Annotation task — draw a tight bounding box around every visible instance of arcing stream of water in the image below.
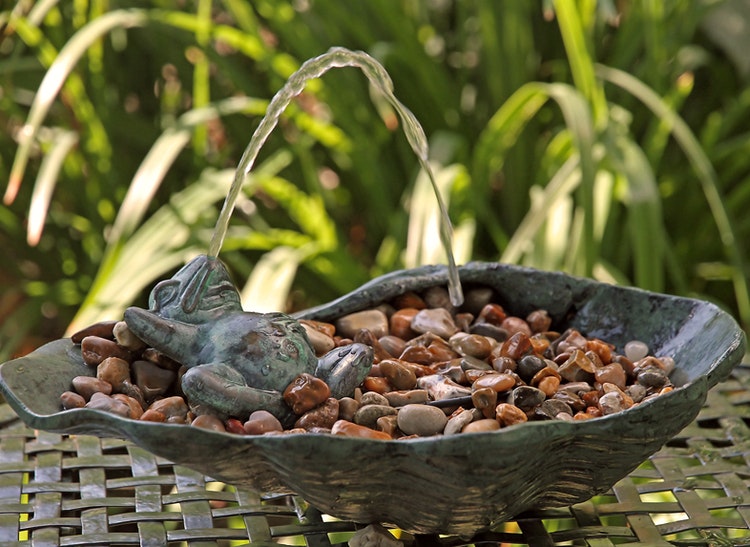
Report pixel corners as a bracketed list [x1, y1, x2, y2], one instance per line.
[207, 47, 464, 307]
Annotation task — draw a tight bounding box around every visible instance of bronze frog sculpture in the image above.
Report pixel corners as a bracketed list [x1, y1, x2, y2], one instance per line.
[123, 255, 373, 424]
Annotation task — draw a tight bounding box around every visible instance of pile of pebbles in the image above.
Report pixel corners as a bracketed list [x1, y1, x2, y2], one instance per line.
[61, 285, 675, 440]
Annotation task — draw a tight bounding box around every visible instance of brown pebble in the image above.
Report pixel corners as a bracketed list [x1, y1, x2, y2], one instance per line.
[96, 357, 131, 389]
[60, 391, 85, 410]
[378, 335, 407, 358]
[337, 397, 360, 422]
[594, 363, 627, 390]
[376, 414, 399, 436]
[472, 387, 498, 419]
[300, 322, 336, 356]
[295, 398, 339, 430]
[132, 360, 177, 402]
[354, 404, 398, 429]
[81, 336, 131, 366]
[411, 308, 458, 339]
[191, 414, 226, 432]
[331, 420, 392, 440]
[148, 396, 189, 422]
[112, 394, 144, 419]
[495, 403, 529, 427]
[379, 359, 417, 390]
[85, 392, 129, 417]
[72, 376, 112, 400]
[462, 418, 500, 433]
[362, 376, 391, 394]
[113, 321, 146, 351]
[244, 410, 283, 435]
[499, 332, 531, 360]
[472, 373, 515, 393]
[140, 409, 167, 422]
[383, 389, 429, 407]
[526, 310, 551, 333]
[477, 303, 507, 325]
[283, 373, 331, 415]
[71, 320, 118, 343]
[354, 329, 392, 363]
[537, 375, 561, 397]
[225, 418, 246, 435]
[500, 317, 532, 337]
[298, 319, 336, 337]
[336, 310, 389, 339]
[450, 333, 492, 359]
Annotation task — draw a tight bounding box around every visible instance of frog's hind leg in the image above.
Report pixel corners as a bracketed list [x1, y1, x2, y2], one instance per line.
[181, 363, 293, 425]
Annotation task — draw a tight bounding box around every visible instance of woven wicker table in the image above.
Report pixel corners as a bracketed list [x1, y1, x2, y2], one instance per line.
[1, 365, 749, 547]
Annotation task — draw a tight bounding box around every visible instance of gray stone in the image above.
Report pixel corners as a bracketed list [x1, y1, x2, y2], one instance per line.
[397, 404, 448, 436]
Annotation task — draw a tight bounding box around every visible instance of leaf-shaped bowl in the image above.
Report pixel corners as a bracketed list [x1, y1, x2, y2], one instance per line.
[0, 263, 745, 535]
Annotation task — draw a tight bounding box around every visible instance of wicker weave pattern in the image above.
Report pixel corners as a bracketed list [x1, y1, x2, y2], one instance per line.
[1, 367, 749, 546]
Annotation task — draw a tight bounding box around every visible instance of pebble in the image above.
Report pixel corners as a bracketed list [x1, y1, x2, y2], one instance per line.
[558, 350, 596, 383]
[113, 321, 146, 351]
[477, 303, 507, 325]
[295, 398, 339, 430]
[71, 320, 118, 343]
[598, 391, 631, 415]
[331, 420, 392, 440]
[422, 286, 453, 311]
[462, 418, 500, 433]
[472, 373, 515, 393]
[594, 363, 627, 390]
[379, 359, 417, 390]
[462, 287, 494, 316]
[495, 403, 529, 427]
[148, 396, 189, 423]
[625, 340, 649, 361]
[283, 373, 331, 415]
[349, 524, 404, 547]
[410, 308, 458, 339]
[444, 408, 480, 435]
[354, 404, 398, 428]
[191, 414, 226, 432]
[132, 359, 176, 402]
[383, 389, 429, 407]
[499, 332, 531, 360]
[450, 333, 492, 359]
[526, 310, 552, 333]
[336, 310, 389, 339]
[85, 392, 130, 417]
[378, 335, 407, 358]
[500, 317, 532, 337]
[471, 387, 498, 418]
[72, 376, 112, 400]
[389, 309, 419, 340]
[508, 386, 546, 412]
[112, 394, 144, 419]
[516, 355, 547, 382]
[244, 410, 283, 434]
[535, 399, 573, 420]
[360, 391, 389, 406]
[469, 322, 509, 342]
[60, 391, 85, 409]
[300, 322, 335, 356]
[81, 336, 131, 366]
[416, 375, 471, 401]
[397, 404, 448, 436]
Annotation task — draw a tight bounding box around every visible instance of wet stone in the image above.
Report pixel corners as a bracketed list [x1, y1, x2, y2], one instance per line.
[458, 355, 493, 371]
[377, 414, 399, 436]
[113, 321, 146, 351]
[410, 308, 458, 340]
[331, 420, 392, 440]
[96, 357, 131, 391]
[535, 399, 573, 420]
[360, 391, 389, 406]
[86, 392, 130, 418]
[301, 322, 335, 356]
[336, 309, 389, 339]
[295, 398, 339, 430]
[626, 383, 647, 403]
[378, 335, 406, 358]
[389, 309, 419, 340]
[379, 359, 417, 390]
[112, 394, 144, 419]
[469, 322, 509, 342]
[191, 414, 226, 432]
[149, 396, 189, 423]
[354, 404, 398, 429]
[422, 286, 453, 311]
[472, 387, 498, 418]
[472, 373, 515, 393]
[636, 367, 669, 389]
[397, 404, 448, 436]
[462, 418, 500, 433]
[283, 373, 331, 415]
[477, 303, 507, 325]
[132, 360, 176, 402]
[450, 333, 492, 359]
[81, 336, 131, 366]
[625, 340, 649, 361]
[244, 410, 283, 435]
[383, 389, 429, 407]
[594, 363, 627, 391]
[517, 354, 547, 382]
[72, 376, 112, 400]
[461, 287, 495, 316]
[500, 317, 532, 337]
[416, 374, 471, 401]
[337, 397, 360, 422]
[508, 386, 546, 412]
[495, 403, 529, 427]
[500, 332, 531, 360]
[526, 310, 552, 333]
[558, 350, 596, 383]
[444, 408, 479, 435]
[71, 320, 118, 343]
[598, 391, 631, 415]
[60, 391, 85, 410]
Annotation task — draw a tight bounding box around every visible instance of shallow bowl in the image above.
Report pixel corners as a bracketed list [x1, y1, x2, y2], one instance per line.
[0, 263, 745, 535]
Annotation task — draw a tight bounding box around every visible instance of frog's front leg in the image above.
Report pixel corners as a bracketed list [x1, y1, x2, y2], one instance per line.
[315, 343, 373, 399]
[181, 363, 293, 425]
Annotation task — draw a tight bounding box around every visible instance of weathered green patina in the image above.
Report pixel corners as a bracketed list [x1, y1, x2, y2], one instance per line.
[122, 254, 372, 423]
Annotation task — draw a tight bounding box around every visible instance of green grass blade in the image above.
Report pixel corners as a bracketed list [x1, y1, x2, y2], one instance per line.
[27, 129, 79, 245]
[239, 246, 306, 312]
[597, 63, 750, 328]
[5, 9, 148, 204]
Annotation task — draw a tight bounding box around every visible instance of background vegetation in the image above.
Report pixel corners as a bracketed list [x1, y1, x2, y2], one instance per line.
[1, 0, 749, 361]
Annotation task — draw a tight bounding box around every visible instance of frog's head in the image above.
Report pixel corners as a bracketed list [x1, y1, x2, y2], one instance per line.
[147, 254, 242, 323]
[124, 255, 243, 364]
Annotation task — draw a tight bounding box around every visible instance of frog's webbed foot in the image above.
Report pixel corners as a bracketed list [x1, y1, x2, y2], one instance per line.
[182, 363, 293, 425]
[315, 343, 373, 399]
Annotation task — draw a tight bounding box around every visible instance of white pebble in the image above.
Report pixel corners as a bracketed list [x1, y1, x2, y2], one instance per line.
[624, 340, 649, 361]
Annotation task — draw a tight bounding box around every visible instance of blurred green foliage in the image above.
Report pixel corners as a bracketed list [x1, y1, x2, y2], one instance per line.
[1, 0, 749, 360]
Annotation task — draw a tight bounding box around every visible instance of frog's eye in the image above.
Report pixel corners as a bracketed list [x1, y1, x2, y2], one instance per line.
[150, 280, 180, 311]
